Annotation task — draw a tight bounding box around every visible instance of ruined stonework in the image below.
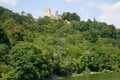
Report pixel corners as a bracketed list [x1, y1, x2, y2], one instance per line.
[43, 8, 51, 17]
[54, 11, 61, 20]
[43, 8, 61, 20]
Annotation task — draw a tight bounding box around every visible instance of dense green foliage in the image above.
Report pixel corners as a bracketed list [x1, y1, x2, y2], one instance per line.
[0, 6, 120, 79]
[2, 42, 53, 80]
[62, 12, 80, 21]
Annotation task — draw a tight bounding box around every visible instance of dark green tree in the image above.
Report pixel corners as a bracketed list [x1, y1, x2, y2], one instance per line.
[0, 27, 10, 45]
[62, 12, 80, 21]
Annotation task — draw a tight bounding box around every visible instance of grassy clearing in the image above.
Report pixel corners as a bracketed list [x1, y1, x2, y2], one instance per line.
[61, 72, 120, 80]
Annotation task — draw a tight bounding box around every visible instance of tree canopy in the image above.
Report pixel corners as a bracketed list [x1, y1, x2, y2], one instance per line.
[62, 12, 80, 21]
[0, 6, 120, 79]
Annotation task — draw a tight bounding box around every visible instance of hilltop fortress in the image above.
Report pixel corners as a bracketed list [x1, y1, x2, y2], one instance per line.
[43, 8, 61, 20]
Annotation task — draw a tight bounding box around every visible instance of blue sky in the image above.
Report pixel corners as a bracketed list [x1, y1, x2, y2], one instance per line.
[0, 0, 120, 28]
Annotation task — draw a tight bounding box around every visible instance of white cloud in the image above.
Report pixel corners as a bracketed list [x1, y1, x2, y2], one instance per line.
[0, 0, 17, 6]
[86, 0, 95, 7]
[98, 1, 120, 28]
[86, 1, 120, 28]
[65, 0, 81, 2]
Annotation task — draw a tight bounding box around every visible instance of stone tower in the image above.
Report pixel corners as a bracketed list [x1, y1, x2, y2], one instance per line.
[43, 8, 51, 17]
[54, 11, 59, 20]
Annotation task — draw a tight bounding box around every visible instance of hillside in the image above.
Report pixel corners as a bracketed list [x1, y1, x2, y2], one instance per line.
[0, 6, 120, 80]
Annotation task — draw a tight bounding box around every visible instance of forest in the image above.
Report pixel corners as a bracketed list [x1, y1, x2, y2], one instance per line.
[0, 6, 120, 80]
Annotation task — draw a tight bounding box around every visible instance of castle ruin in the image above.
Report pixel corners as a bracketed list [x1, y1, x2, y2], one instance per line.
[43, 8, 51, 17]
[43, 8, 61, 20]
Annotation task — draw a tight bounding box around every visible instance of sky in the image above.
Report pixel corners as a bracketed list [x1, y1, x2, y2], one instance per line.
[0, 0, 120, 28]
